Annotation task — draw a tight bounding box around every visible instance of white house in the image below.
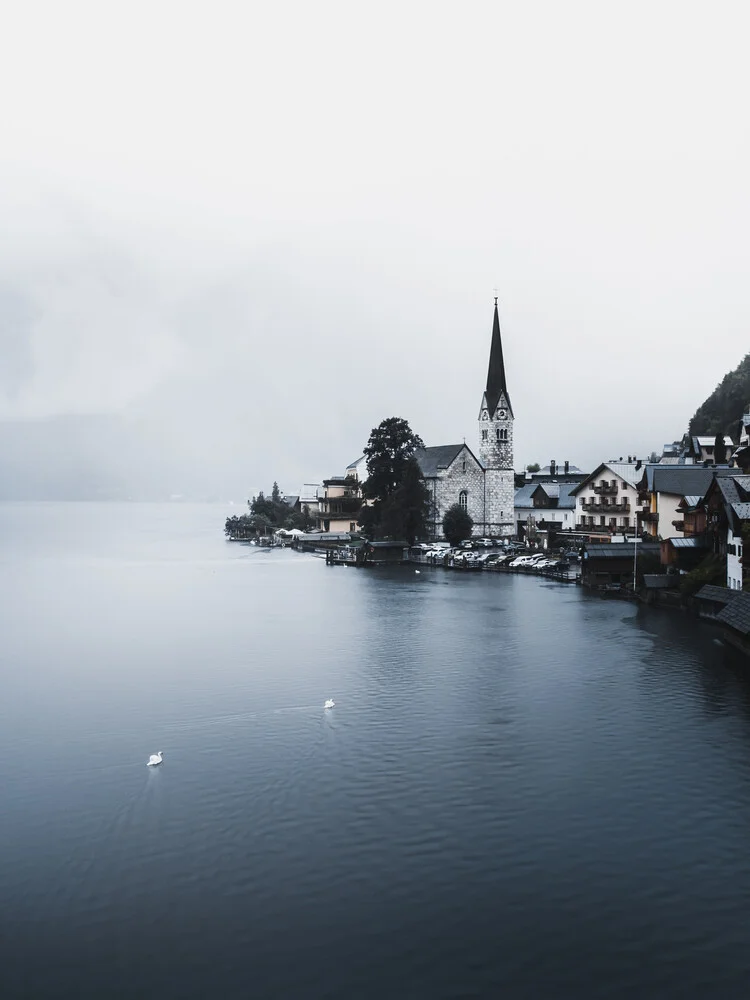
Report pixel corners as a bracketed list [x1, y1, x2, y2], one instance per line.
[570, 462, 644, 538]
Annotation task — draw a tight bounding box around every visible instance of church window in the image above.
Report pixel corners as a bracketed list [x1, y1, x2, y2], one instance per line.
[459, 491, 468, 510]
[462, 459, 466, 472]
[496, 428, 508, 442]
[482, 430, 488, 441]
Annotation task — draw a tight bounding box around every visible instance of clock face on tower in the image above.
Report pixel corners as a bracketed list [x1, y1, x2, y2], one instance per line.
[498, 409, 506, 419]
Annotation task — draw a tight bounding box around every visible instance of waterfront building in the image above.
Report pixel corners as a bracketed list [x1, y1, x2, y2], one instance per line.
[316, 475, 363, 533]
[636, 465, 720, 541]
[570, 462, 644, 539]
[416, 300, 515, 539]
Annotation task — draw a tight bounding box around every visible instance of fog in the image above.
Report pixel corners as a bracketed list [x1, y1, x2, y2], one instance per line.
[1, 2, 748, 499]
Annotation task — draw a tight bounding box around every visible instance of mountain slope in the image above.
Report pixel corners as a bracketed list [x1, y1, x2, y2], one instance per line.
[688, 353, 750, 440]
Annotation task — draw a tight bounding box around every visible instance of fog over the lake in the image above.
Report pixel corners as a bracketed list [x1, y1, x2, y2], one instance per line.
[1, 2, 748, 500]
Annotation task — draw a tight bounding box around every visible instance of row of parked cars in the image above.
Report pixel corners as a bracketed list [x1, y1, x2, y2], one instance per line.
[413, 541, 577, 573]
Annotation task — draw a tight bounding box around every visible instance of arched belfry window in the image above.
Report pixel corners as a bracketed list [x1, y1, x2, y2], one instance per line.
[459, 490, 468, 510]
[497, 428, 508, 442]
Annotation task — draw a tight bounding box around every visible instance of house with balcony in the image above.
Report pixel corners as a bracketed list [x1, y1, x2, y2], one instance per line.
[316, 475, 363, 533]
[636, 466, 719, 541]
[570, 462, 644, 539]
[702, 474, 750, 591]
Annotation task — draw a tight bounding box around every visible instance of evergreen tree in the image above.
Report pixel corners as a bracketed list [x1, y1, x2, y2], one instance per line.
[713, 433, 726, 464]
[380, 456, 431, 545]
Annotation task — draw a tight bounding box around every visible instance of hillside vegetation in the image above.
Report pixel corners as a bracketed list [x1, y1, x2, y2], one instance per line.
[688, 353, 750, 440]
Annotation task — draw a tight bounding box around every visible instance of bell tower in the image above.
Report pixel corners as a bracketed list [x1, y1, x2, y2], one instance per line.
[478, 298, 514, 470]
[478, 298, 515, 534]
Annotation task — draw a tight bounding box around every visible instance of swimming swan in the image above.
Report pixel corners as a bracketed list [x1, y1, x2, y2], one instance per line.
[146, 752, 164, 766]
[324, 699, 335, 709]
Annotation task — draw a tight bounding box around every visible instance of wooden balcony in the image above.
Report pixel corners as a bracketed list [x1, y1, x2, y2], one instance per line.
[593, 483, 619, 495]
[582, 502, 632, 514]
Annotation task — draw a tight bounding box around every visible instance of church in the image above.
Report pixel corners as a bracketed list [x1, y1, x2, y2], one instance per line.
[416, 300, 515, 539]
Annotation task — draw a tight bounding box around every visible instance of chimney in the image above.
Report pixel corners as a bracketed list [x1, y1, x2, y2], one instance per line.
[564, 460, 569, 475]
[636, 459, 642, 471]
[550, 459, 556, 476]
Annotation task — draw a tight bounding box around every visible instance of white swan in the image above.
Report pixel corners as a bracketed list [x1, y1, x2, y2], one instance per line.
[324, 699, 335, 709]
[415, 569, 421, 574]
[146, 751, 163, 766]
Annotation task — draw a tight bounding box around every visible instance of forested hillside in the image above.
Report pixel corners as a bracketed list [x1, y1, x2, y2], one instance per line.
[688, 353, 750, 439]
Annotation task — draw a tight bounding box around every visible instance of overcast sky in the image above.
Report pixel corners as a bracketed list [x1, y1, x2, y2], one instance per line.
[1, 1, 748, 499]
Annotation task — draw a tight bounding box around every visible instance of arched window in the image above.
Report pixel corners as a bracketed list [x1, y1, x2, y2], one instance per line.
[459, 490, 468, 510]
[497, 428, 508, 441]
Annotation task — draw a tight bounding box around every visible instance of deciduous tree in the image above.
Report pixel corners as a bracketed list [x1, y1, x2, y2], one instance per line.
[443, 504, 474, 547]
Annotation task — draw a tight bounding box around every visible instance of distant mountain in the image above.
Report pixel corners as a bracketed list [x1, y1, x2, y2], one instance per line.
[688, 353, 750, 441]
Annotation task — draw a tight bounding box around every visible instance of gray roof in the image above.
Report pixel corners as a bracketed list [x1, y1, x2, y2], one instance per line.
[643, 574, 678, 589]
[682, 495, 702, 508]
[514, 483, 537, 506]
[716, 593, 750, 636]
[695, 584, 732, 604]
[532, 463, 584, 476]
[514, 481, 578, 511]
[346, 455, 365, 470]
[416, 444, 471, 478]
[642, 465, 716, 497]
[584, 543, 660, 559]
[281, 495, 300, 507]
[732, 503, 750, 520]
[667, 536, 707, 549]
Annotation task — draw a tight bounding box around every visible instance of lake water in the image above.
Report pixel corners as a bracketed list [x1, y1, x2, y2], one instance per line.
[2, 503, 750, 999]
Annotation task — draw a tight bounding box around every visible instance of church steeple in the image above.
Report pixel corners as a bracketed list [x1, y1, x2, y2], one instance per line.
[485, 297, 513, 418]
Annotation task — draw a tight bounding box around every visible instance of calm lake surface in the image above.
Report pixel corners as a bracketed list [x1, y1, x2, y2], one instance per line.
[2, 503, 750, 999]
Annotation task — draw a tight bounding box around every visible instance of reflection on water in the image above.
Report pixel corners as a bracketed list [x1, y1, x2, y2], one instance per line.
[1, 503, 750, 999]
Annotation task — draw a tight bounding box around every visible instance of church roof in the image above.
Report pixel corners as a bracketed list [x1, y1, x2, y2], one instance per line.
[416, 444, 468, 478]
[485, 301, 513, 417]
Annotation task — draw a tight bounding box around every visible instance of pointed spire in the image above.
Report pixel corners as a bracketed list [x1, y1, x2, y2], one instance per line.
[485, 299, 512, 417]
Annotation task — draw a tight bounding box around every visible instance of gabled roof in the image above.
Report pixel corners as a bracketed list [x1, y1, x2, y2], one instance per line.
[513, 483, 538, 506]
[484, 301, 513, 417]
[346, 455, 366, 470]
[642, 466, 717, 498]
[533, 482, 578, 509]
[695, 584, 732, 604]
[716, 593, 750, 636]
[693, 435, 734, 446]
[570, 462, 643, 495]
[416, 444, 481, 478]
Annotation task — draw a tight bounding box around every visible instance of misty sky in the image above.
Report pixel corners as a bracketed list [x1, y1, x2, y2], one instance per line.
[1, 2, 748, 500]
